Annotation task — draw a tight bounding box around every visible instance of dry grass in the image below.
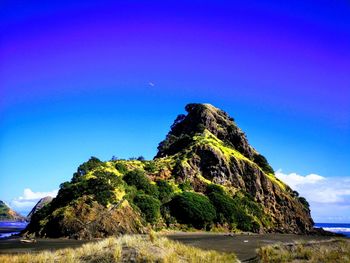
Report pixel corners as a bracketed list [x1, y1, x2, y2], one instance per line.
[258, 238, 350, 263]
[0, 234, 238, 263]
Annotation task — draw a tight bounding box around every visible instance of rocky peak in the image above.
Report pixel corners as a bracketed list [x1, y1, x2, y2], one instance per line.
[156, 103, 255, 160]
[27, 196, 53, 221]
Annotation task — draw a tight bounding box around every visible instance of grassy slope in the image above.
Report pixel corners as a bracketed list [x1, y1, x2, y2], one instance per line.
[0, 235, 238, 263]
[258, 239, 350, 263]
[101, 130, 287, 198]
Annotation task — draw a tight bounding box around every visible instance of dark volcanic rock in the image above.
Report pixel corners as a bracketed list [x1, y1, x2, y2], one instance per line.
[156, 103, 255, 160]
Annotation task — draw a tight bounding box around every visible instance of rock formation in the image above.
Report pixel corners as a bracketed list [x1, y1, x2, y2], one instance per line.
[24, 103, 314, 238]
[156, 103, 313, 233]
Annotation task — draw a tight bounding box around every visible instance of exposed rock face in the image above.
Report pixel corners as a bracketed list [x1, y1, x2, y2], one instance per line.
[0, 200, 25, 221]
[157, 103, 254, 160]
[156, 103, 314, 234]
[27, 196, 53, 221]
[24, 196, 145, 239]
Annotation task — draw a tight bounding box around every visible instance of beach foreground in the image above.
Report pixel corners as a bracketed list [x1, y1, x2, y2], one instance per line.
[0, 234, 237, 263]
[258, 239, 350, 263]
[0, 232, 345, 262]
[166, 232, 336, 261]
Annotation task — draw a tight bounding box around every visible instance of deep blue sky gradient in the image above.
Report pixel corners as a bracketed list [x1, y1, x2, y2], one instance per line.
[1, 1, 349, 220]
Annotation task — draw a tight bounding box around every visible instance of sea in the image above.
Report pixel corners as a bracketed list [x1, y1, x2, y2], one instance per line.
[315, 223, 350, 238]
[0, 221, 28, 239]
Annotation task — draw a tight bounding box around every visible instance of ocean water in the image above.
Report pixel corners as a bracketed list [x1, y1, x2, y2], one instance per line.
[0, 221, 28, 239]
[315, 223, 350, 238]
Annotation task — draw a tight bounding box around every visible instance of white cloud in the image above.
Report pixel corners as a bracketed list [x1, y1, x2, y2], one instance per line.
[17, 188, 58, 201]
[275, 170, 350, 223]
[10, 188, 58, 215]
[275, 170, 325, 189]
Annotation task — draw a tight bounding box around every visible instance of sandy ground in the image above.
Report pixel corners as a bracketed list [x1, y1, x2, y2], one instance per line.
[0, 233, 336, 262]
[0, 237, 90, 254]
[166, 232, 335, 262]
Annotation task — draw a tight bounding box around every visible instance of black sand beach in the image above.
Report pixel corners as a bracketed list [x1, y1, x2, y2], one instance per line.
[0, 237, 90, 254]
[166, 233, 334, 261]
[0, 233, 335, 262]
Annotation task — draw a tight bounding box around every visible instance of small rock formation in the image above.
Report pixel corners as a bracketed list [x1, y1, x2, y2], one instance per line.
[0, 200, 25, 221]
[27, 196, 53, 221]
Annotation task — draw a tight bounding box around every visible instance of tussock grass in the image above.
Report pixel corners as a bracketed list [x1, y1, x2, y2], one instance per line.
[258, 239, 350, 263]
[0, 234, 238, 263]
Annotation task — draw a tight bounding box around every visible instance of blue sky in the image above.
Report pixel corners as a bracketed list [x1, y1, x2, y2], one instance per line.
[0, 0, 349, 222]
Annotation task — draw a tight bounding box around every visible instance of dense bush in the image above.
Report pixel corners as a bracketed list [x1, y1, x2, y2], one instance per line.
[206, 188, 265, 232]
[298, 196, 310, 210]
[207, 192, 236, 224]
[53, 181, 85, 209]
[72, 157, 102, 183]
[54, 170, 123, 208]
[230, 192, 265, 231]
[157, 134, 193, 157]
[86, 179, 115, 206]
[178, 180, 192, 191]
[234, 212, 260, 232]
[123, 169, 159, 198]
[233, 192, 264, 219]
[156, 180, 175, 203]
[205, 184, 225, 195]
[253, 153, 274, 174]
[134, 194, 161, 223]
[168, 192, 216, 229]
[115, 162, 128, 174]
[144, 161, 157, 173]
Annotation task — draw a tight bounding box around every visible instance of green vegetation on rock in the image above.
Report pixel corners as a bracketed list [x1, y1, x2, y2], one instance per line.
[24, 103, 314, 239]
[168, 192, 216, 229]
[134, 194, 161, 224]
[123, 169, 159, 198]
[156, 180, 176, 204]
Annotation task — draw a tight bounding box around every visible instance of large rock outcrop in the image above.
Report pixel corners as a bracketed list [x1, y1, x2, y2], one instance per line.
[24, 103, 314, 238]
[156, 103, 313, 233]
